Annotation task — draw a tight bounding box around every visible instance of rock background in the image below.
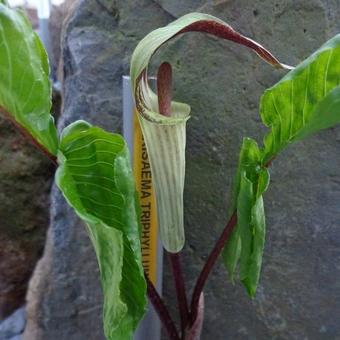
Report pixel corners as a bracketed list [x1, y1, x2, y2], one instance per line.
[0, 105, 54, 321]
[20, 0, 340, 339]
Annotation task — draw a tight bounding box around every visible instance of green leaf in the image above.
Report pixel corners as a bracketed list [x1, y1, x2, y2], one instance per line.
[224, 35, 340, 297]
[261, 34, 340, 164]
[130, 12, 290, 252]
[56, 121, 146, 340]
[223, 138, 269, 296]
[222, 222, 241, 283]
[0, 4, 57, 155]
[238, 168, 268, 296]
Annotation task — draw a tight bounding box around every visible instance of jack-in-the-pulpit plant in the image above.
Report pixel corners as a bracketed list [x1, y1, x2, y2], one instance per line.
[130, 13, 291, 254]
[0, 2, 339, 339]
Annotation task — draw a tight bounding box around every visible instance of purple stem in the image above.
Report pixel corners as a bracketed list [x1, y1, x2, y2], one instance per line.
[189, 212, 238, 324]
[185, 293, 204, 340]
[145, 274, 180, 340]
[168, 252, 190, 337]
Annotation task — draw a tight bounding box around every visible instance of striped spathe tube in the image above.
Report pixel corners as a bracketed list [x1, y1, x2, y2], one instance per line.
[138, 102, 189, 252]
[130, 12, 291, 253]
[134, 73, 190, 252]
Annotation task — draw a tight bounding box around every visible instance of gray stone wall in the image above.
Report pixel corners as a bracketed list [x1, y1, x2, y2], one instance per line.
[24, 0, 340, 339]
[0, 92, 54, 322]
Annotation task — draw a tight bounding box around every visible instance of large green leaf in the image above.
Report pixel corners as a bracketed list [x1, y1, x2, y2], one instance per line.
[0, 3, 57, 155]
[261, 34, 340, 164]
[56, 121, 146, 340]
[130, 12, 290, 253]
[224, 35, 340, 296]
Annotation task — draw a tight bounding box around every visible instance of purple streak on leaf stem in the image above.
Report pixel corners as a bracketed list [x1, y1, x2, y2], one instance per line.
[185, 293, 204, 340]
[190, 212, 238, 325]
[0, 106, 58, 166]
[145, 273, 180, 340]
[168, 252, 190, 337]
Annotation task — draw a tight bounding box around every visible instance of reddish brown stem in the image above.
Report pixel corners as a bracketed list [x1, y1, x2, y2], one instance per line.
[0, 106, 58, 166]
[189, 212, 238, 325]
[168, 252, 189, 337]
[185, 293, 204, 340]
[145, 274, 180, 340]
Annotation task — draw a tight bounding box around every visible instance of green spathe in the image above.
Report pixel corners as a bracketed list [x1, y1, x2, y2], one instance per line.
[139, 112, 188, 252]
[56, 121, 146, 340]
[130, 12, 288, 253]
[0, 3, 58, 155]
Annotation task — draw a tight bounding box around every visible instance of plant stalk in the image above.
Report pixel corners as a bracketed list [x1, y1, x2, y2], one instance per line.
[189, 211, 237, 325]
[168, 252, 189, 337]
[184, 293, 204, 340]
[145, 274, 180, 340]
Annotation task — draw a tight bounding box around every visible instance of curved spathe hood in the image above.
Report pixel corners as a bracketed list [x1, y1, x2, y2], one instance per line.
[130, 12, 291, 253]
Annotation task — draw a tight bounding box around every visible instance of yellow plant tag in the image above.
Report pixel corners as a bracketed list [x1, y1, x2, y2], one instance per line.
[133, 111, 158, 284]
